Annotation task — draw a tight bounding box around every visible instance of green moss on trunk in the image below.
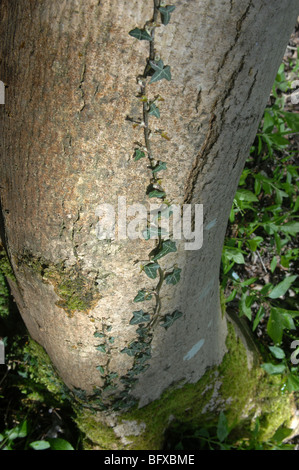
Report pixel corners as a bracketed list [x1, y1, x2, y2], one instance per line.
[74, 322, 295, 450]
[15, 250, 101, 316]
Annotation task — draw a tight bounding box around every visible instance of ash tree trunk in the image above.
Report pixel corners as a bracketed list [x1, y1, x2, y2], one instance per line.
[0, 0, 298, 449]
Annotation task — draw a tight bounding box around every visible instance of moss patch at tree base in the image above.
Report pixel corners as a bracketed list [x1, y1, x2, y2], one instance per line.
[74, 322, 296, 450]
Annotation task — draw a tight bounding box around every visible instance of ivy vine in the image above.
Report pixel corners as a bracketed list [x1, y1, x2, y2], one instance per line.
[93, 1, 183, 411]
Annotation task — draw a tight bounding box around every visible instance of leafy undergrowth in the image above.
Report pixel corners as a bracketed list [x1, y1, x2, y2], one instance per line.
[222, 39, 299, 391]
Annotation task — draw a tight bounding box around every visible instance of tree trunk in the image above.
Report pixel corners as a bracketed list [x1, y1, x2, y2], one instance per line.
[0, 0, 298, 449]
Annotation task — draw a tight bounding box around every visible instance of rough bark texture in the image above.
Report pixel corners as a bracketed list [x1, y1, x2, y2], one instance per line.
[0, 0, 298, 412]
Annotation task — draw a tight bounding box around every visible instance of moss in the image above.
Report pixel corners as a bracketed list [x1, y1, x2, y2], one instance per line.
[23, 338, 69, 401]
[0, 244, 16, 282]
[15, 250, 101, 316]
[74, 408, 124, 450]
[74, 322, 296, 450]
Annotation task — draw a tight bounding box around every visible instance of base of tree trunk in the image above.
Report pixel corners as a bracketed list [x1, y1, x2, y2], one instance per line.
[25, 306, 299, 450]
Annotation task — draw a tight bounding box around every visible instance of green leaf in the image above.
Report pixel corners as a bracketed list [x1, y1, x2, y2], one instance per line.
[272, 426, 293, 443]
[159, 5, 176, 25]
[96, 344, 106, 353]
[253, 305, 265, 331]
[235, 189, 258, 202]
[148, 189, 166, 198]
[267, 308, 284, 344]
[121, 347, 136, 357]
[286, 373, 299, 392]
[217, 412, 229, 443]
[268, 275, 297, 299]
[280, 222, 299, 236]
[133, 290, 152, 302]
[142, 225, 168, 240]
[270, 256, 278, 273]
[143, 262, 160, 279]
[134, 148, 146, 161]
[96, 365, 105, 374]
[261, 362, 286, 375]
[48, 438, 74, 450]
[148, 103, 160, 118]
[94, 331, 105, 338]
[6, 421, 28, 441]
[130, 310, 151, 325]
[29, 440, 51, 450]
[152, 161, 167, 173]
[269, 345, 285, 360]
[149, 60, 171, 84]
[165, 268, 182, 285]
[280, 111, 299, 132]
[160, 310, 183, 329]
[129, 28, 152, 41]
[152, 240, 177, 261]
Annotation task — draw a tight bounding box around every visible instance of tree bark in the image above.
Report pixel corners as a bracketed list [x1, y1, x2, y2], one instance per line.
[0, 0, 298, 442]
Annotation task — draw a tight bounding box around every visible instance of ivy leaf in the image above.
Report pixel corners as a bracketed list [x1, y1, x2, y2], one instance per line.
[96, 365, 105, 374]
[96, 344, 106, 353]
[152, 161, 167, 173]
[94, 331, 105, 338]
[152, 240, 177, 261]
[130, 310, 151, 325]
[134, 290, 153, 302]
[148, 189, 166, 198]
[149, 60, 171, 84]
[142, 225, 168, 240]
[121, 347, 136, 357]
[148, 103, 160, 118]
[160, 310, 183, 329]
[143, 262, 160, 279]
[134, 148, 146, 161]
[129, 28, 152, 41]
[159, 5, 176, 25]
[165, 267, 182, 285]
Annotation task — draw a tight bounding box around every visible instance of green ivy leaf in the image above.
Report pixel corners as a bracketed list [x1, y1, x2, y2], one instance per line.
[149, 60, 171, 84]
[152, 239, 177, 261]
[160, 310, 183, 329]
[142, 225, 168, 240]
[96, 365, 105, 374]
[121, 347, 136, 357]
[134, 290, 153, 302]
[152, 161, 167, 173]
[148, 103, 160, 118]
[129, 28, 152, 41]
[165, 267, 182, 285]
[143, 262, 160, 279]
[134, 148, 146, 161]
[159, 5, 176, 25]
[130, 310, 151, 325]
[148, 189, 166, 198]
[94, 331, 105, 338]
[96, 344, 106, 353]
